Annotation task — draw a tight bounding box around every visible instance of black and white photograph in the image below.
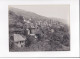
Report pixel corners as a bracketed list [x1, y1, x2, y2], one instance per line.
[9, 5, 70, 51]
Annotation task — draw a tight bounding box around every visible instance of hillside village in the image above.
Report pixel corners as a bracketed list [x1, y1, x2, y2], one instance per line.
[9, 8, 70, 51]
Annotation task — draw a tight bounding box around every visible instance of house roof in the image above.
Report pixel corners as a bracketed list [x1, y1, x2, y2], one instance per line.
[14, 34, 26, 42]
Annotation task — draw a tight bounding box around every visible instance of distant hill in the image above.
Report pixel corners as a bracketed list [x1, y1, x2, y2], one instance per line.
[9, 7, 50, 21]
[9, 7, 69, 26]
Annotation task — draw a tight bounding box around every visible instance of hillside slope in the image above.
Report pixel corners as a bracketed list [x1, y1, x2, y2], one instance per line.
[9, 7, 70, 51]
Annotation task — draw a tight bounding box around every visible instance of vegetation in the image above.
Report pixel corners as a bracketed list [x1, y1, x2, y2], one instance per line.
[9, 7, 70, 51]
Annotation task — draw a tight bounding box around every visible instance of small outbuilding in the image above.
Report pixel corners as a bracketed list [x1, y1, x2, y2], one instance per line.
[13, 34, 26, 47]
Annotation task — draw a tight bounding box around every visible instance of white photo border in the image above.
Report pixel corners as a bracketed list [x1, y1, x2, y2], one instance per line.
[0, 0, 79, 58]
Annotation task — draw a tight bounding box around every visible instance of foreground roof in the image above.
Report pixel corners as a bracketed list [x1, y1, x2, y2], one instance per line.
[14, 34, 25, 42]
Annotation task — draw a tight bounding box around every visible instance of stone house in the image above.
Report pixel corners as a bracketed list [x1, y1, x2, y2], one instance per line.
[13, 34, 26, 47]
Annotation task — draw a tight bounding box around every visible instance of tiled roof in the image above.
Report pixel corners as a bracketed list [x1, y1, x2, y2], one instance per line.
[14, 34, 25, 42]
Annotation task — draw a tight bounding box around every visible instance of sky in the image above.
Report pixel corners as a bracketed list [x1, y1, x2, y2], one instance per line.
[9, 5, 70, 25]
